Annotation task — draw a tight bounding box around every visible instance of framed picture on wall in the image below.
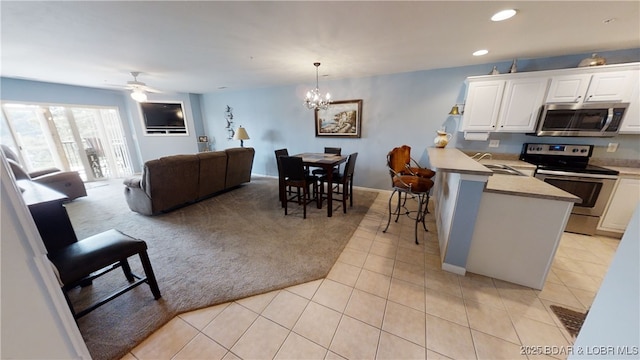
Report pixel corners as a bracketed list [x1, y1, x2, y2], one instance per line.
[314, 99, 363, 138]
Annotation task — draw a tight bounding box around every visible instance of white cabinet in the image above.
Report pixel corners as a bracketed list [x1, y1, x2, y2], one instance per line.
[619, 77, 640, 133]
[460, 63, 639, 135]
[461, 77, 548, 133]
[545, 74, 591, 103]
[461, 80, 504, 131]
[497, 78, 549, 132]
[598, 176, 640, 233]
[546, 71, 634, 104]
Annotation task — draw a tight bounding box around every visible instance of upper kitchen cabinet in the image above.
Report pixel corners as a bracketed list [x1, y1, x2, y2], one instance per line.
[461, 77, 548, 133]
[460, 80, 505, 131]
[545, 74, 590, 103]
[619, 76, 640, 134]
[460, 62, 639, 135]
[546, 70, 635, 104]
[497, 78, 549, 132]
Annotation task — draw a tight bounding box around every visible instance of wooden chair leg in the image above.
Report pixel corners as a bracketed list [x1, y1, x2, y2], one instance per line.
[342, 185, 349, 214]
[120, 258, 135, 282]
[349, 180, 354, 207]
[138, 250, 161, 299]
[302, 186, 307, 219]
[284, 192, 289, 215]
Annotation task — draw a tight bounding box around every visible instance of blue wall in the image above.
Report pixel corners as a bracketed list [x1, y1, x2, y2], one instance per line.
[0, 78, 203, 172]
[2, 48, 639, 188]
[201, 48, 640, 190]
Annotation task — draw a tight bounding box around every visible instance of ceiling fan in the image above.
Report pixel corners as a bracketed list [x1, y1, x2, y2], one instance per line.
[125, 71, 160, 102]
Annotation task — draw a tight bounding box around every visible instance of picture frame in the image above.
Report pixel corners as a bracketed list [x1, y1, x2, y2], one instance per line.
[198, 135, 209, 143]
[315, 99, 363, 138]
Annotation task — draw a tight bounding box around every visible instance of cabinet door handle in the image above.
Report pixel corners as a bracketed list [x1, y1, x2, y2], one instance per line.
[576, 95, 582, 101]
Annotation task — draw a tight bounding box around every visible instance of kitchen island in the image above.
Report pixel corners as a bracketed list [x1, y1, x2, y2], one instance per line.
[427, 147, 580, 289]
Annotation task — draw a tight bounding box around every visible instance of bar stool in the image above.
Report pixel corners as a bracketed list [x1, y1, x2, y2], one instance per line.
[383, 147, 435, 244]
[383, 174, 433, 244]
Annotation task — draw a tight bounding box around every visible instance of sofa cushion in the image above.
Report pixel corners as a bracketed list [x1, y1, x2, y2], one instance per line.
[225, 147, 255, 188]
[197, 151, 227, 199]
[145, 154, 200, 212]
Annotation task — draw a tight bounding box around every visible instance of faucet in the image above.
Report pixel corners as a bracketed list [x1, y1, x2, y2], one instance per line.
[471, 152, 493, 161]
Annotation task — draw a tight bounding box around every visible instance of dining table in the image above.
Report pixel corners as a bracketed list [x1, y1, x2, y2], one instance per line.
[293, 153, 348, 217]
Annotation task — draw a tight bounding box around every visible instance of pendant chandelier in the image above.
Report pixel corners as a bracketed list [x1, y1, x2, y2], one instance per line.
[304, 62, 331, 110]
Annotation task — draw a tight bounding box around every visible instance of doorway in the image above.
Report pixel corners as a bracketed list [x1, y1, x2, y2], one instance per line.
[1, 103, 133, 181]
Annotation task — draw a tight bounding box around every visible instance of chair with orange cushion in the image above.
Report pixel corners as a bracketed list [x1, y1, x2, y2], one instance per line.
[387, 145, 435, 179]
[383, 147, 435, 244]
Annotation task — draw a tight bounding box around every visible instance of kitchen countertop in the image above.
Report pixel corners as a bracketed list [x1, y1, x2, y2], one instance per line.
[428, 147, 579, 202]
[484, 174, 581, 203]
[427, 148, 492, 176]
[603, 166, 640, 177]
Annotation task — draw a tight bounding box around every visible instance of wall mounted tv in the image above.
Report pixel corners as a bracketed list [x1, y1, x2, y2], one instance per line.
[140, 101, 188, 135]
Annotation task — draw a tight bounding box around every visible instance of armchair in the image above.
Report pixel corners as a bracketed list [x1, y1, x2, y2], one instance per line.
[2, 145, 87, 200]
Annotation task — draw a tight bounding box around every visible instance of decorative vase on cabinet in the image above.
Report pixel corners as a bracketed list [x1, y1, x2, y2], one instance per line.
[434, 130, 452, 148]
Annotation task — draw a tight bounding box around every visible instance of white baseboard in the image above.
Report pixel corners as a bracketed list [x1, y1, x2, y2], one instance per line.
[442, 262, 466, 276]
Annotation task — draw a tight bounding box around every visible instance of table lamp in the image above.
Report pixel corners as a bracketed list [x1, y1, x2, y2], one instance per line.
[233, 126, 250, 147]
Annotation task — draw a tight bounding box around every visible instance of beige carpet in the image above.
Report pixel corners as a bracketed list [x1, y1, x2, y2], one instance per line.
[64, 176, 377, 360]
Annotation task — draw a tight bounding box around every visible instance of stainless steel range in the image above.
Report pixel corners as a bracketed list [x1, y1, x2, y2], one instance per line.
[520, 143, 619, 235]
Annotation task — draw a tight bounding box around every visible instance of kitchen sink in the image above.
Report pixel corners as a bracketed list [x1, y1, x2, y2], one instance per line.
[483, 164, 526, 176]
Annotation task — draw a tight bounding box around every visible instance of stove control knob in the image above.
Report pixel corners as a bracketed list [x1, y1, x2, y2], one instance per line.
[572, 149, 578, 153]
[581, 149, 587, 153]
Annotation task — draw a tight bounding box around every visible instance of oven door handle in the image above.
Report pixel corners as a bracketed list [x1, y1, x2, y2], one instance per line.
[536, 169, 618, 180]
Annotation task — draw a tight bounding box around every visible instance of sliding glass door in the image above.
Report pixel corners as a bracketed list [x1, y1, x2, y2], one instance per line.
[2, 103, 133, 181]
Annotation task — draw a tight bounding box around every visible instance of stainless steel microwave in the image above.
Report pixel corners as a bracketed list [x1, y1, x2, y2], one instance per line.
[534, 102, 629, 137]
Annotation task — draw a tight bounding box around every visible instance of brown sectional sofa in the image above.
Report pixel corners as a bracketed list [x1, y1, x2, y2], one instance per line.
[123, 147, 254, 215]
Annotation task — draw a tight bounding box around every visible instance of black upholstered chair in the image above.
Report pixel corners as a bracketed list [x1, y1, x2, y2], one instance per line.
[48, 229, 161, 319]
[279, 156, 319, 219]
[275, 148, 290, 206]
[320, 152, 358, 214]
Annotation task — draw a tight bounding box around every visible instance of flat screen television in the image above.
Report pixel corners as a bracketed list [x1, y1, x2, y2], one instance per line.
[140, 102, 187, 134]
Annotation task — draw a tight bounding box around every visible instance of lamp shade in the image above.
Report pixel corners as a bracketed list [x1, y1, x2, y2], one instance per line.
[233, 126, 250, 140]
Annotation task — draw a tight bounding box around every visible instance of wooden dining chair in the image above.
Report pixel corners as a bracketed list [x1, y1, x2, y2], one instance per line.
[279, 156, 319, 219]
[319, 152, 358, 214]
[312, 147, 342, 176]
[274, 148, 290, 206]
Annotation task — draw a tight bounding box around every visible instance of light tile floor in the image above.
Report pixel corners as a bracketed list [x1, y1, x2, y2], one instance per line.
[122, 190, 620, 360]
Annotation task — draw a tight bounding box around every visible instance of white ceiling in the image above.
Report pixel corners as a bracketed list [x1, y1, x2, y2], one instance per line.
[1, 1, 639, 95]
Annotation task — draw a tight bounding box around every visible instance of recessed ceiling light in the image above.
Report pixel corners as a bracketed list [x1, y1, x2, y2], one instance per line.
[473, 49, 489, 56]
[491, 9, 517, 22]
